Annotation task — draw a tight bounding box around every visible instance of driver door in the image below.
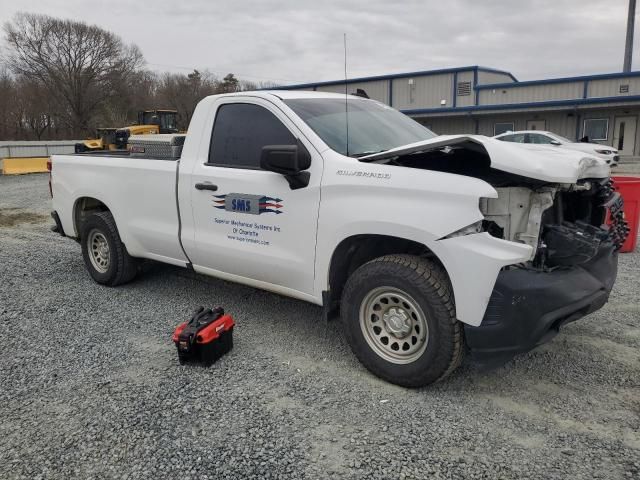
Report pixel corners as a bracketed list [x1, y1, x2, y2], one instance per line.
[184, 98, 322, 297]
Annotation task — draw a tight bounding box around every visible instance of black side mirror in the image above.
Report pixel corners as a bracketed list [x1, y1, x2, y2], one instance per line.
[260, 139, 311, 190]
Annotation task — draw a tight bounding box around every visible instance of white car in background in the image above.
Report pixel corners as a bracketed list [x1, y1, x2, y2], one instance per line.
[494, 130, 619, 166]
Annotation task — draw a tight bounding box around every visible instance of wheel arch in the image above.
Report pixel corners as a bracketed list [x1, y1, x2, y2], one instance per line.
[326, 234, 452, 314]
[73, 196, 112, 237]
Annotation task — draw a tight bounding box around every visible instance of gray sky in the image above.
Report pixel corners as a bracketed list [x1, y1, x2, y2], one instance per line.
[0, 0, 637, 85]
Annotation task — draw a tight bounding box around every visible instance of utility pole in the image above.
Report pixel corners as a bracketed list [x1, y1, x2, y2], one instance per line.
[624, 0, 637, 72]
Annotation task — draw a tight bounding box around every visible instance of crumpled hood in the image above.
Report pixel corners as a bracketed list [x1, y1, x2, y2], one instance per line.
[359, 135, 610, 184]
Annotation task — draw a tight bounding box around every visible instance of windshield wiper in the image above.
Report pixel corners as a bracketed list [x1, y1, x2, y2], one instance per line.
[351, 149, 388, 158]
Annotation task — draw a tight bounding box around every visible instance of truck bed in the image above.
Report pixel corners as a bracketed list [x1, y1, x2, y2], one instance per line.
[51, 153, 188, 266]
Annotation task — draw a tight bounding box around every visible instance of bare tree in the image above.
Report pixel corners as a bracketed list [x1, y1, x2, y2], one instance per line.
[156, 70, 219, 128]
[239, 79, 281, 91]
[15, 78, 57, 139]
[100, 70, 159, 127]
[3, 13, 144, 137]
[0, 69, 18, 139]
[0, 13, 279, 140]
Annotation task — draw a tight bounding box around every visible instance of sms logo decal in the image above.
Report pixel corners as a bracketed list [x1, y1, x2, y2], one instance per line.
[213, 194, 283, 215]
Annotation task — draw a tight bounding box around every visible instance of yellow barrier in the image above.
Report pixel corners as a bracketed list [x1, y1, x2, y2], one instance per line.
[1, 157, 49, 175]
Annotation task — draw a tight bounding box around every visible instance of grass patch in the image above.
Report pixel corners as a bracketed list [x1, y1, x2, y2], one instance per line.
[0, 208, 48, 227]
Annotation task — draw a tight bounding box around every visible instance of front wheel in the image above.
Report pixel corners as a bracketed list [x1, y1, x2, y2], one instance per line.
[80, 211, 138, 286]
[341, 254, 463, 387]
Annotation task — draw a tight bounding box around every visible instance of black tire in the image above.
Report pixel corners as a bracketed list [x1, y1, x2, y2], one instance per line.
[341, 254, 463, 388]
[80, 211, 138, 286]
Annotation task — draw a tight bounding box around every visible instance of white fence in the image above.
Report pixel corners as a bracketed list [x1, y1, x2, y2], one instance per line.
[0, 140, 82, 158]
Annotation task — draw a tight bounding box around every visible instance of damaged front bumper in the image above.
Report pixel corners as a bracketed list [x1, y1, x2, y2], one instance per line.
[464, 242, 618, 365]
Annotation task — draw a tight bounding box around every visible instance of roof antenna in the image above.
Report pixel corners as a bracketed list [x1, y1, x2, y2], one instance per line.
[343, 33, 349, 157]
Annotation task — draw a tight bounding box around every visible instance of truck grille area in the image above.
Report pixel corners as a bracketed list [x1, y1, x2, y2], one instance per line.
[537, 178, 629, 268]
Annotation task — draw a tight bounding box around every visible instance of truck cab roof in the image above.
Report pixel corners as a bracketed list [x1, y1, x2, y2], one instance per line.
[210, 90, 364, 101]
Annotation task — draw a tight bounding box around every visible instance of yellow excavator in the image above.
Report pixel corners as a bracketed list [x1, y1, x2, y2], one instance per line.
[75, 109, 179, 153]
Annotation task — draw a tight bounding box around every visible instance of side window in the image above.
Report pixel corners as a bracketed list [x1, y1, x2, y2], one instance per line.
[208, 103, 296, 168]
[499, 133, 525, 143]
[527, 134, 553, 144]
[525, 133, 552, 145]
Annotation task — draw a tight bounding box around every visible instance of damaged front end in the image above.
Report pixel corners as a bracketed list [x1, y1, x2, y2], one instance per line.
[469, 178, 628, 364]
[360, 136, 629, 364]
[481, 178, 629, 267]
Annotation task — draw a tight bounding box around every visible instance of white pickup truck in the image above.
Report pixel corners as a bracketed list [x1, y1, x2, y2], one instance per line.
[50, 90, 627, 387]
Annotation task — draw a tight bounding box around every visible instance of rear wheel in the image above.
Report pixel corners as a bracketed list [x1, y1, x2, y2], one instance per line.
[80, 211, 138, 286]
[341, 254, 463, 387]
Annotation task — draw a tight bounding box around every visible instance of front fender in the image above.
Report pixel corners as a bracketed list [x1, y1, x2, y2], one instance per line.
[315, 158, 531, 325]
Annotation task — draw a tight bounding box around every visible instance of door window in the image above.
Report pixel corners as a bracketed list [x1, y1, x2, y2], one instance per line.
[613, 116, 636, 155]
[208, 103, 296, 168]
[617, 121, 626, 151]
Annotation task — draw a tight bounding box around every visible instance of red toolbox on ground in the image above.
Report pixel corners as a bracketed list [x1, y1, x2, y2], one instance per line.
[172, 307, 235, 365]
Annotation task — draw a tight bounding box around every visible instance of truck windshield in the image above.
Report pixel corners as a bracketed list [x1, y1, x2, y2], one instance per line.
[284, 98, 436, 157]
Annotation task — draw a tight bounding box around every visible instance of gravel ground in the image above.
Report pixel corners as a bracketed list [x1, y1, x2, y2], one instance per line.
[1, 173, 639, 480]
